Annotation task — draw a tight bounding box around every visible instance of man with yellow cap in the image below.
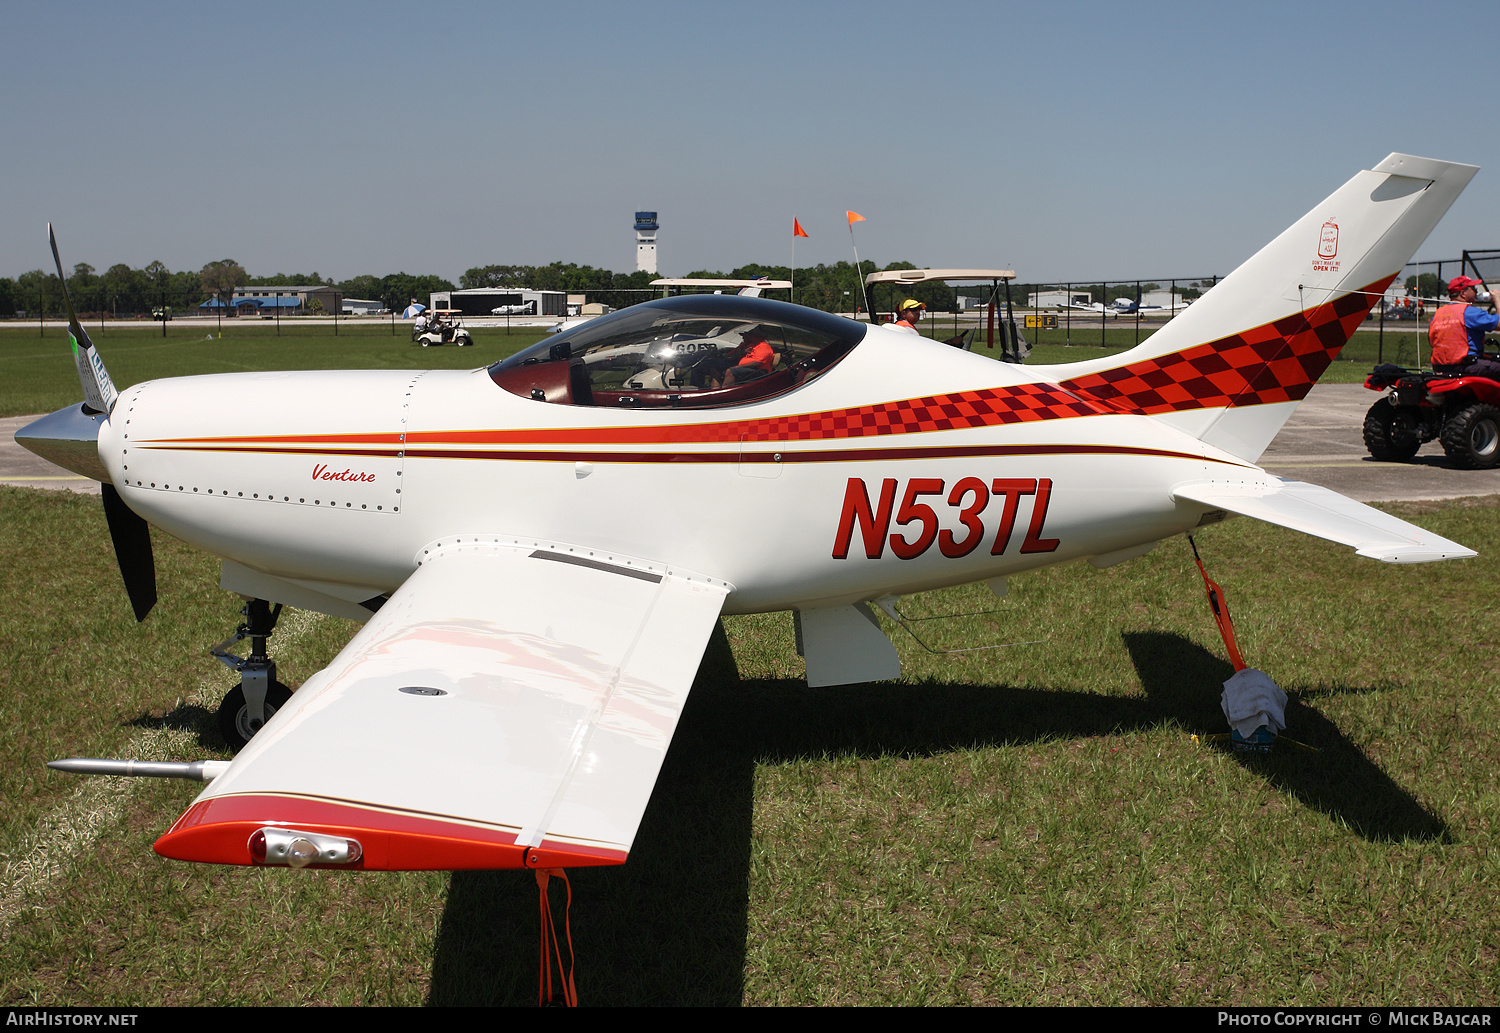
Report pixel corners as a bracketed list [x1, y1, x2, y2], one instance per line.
[891, 298, 925, 336]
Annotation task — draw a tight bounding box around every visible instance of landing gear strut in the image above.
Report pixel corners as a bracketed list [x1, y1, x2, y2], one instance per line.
[211, 599, 291, 751]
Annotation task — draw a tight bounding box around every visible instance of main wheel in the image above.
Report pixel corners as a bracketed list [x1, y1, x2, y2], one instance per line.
[1362, 400, 1420, 460]
[1439, 403, 1500, 469]
[216, 679, 293, 751]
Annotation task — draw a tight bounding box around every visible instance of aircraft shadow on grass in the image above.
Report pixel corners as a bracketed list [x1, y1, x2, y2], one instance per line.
[126, 702, 214, 737]
[1120, 630, 1448, 846]
[424, 624, 1446, 1005]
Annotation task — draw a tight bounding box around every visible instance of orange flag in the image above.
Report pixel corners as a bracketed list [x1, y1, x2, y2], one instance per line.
[793, 218, 808, 238]
[846, 211, 866, 225]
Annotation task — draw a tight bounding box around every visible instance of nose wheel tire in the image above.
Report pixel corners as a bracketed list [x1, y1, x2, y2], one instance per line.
[217, 679, 293, 751]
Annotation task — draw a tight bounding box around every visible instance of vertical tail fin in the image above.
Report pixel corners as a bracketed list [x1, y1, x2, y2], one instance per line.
[48, 224, 118, 415]
[1050, 154, 1477, 461]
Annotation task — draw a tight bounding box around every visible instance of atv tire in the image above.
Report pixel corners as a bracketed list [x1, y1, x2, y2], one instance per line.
[1439, 403, 1500, 469]
[1363, 400, 1421, 461]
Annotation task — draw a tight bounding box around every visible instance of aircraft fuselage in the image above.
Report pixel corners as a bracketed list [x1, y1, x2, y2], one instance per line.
[102, 328, 1250, 616]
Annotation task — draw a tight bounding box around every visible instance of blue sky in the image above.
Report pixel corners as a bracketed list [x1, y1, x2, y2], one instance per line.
[3, 0, 1494, 284]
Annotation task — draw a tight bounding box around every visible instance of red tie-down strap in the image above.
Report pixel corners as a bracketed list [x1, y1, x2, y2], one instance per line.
[1187, 535, 1246, 672]
[536, 868, 577, 1007]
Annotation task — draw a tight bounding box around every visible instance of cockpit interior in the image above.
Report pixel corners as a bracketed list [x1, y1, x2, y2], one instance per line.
[489, 295, 866, 408]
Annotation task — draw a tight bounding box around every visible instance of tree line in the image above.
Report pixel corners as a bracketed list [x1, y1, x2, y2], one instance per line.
[0, 259, 458, 318]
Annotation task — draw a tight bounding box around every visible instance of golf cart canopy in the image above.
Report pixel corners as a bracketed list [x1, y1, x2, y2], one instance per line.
[864, 268, 1016, 286]
[651, 278, 793, 290]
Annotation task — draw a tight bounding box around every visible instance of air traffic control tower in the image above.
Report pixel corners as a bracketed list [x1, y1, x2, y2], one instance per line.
[635, 211, 658, 274]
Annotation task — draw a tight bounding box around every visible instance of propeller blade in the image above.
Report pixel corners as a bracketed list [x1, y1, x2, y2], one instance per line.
[48, 224, 118, 416]
[101, 483, 156, 622]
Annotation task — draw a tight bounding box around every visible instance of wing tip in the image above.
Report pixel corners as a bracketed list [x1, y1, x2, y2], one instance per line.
[155, 794, 628, 871]
[1356, 544, 1480, 564]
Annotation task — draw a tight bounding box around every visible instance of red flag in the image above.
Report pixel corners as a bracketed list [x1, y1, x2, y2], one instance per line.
[846, 211, 865, 225]
[793, 218, 808, 238]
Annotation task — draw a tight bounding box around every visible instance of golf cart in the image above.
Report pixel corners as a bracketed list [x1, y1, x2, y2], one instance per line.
[863, 268, 1027, 361]
[414, 309, 473, 347]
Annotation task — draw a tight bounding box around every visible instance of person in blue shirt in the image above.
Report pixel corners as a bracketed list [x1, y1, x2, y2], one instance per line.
[1429, 275, 1500, 378]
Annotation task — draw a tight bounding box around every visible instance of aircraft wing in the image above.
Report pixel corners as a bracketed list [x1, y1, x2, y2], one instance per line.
[155, 540, 730, 870]
[1172, 478, 1476, 563]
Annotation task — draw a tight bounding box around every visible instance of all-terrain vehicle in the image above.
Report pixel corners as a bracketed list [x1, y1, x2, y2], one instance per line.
[1362, 361, 1500, 468]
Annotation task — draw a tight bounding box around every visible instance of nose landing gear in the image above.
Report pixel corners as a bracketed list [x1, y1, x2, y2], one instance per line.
[210, 599, 292, 751]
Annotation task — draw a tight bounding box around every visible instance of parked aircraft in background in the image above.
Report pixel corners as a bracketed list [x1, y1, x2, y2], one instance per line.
[1111, 296, 1164, 315]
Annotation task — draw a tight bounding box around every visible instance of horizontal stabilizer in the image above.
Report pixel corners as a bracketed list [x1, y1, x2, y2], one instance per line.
[1172, 478, 1476, 563]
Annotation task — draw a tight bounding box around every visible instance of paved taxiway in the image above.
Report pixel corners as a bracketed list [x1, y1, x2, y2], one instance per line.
[1258, 384, 1500, 502]
[3, 384, 1497, 502]
[1, 414, 100, 495]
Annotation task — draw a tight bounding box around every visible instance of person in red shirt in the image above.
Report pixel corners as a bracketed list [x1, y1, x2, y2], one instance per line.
[722, 327, 777, 386]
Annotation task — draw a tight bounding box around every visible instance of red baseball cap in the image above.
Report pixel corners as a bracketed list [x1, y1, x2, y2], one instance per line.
[1448, 275, 1483, 292]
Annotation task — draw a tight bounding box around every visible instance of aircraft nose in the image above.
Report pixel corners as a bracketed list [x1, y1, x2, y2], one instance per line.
[15, 404, 111, 483]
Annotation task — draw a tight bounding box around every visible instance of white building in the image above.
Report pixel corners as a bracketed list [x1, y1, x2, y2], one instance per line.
[635, 211, 658, 274]
[232, 284, 342, 314]
[432, 288, 568, 317]
[1027, 288, 1188, 312]
[1028, 290, 1095, 309]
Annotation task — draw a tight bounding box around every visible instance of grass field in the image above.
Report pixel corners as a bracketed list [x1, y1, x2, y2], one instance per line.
[0, 313, 1420, 417]
[0, 320, 1496, 1005]
[0, 322, 550, 419]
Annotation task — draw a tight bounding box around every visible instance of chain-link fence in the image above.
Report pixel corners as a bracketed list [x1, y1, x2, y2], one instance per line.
[2, 283, 386, 338]
[13, 255, 1494, 372]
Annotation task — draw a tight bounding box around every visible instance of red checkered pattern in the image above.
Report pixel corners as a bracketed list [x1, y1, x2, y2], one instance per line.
[1058, 275, 1393, 414]
[729, 381, 1109, 443]
[397, 277, 1397, 452]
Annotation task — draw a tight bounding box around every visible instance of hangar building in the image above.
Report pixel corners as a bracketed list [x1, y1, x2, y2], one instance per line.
[432, 288, 568, 317]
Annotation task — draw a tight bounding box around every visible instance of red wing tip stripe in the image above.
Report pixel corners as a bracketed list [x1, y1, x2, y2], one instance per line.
[155, 794, 627, 871]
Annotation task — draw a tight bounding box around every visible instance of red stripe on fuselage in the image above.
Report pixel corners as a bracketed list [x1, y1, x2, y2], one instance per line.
[134, 441, 1251, 468]
[402, 442, 1248, 466]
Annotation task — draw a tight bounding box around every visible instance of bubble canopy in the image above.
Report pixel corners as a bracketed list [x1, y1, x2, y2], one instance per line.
[488, 295, 867, 408]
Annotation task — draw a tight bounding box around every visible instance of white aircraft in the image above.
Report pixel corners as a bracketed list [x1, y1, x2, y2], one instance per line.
[1110, 295, 1164, 316]
[20, 153, 1476, 876]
